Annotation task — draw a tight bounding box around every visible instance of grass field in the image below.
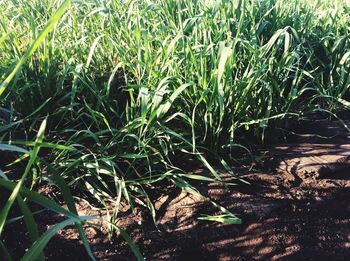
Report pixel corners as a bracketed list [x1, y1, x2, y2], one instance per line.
[1, 0, 350, 259]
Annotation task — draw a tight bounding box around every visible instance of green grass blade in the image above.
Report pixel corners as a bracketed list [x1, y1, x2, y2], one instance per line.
[42, 160, 96, 260]
[17, 197, 44, 261]
[0, 179, 89, 219]
[21, 216, 93, 261]
[0, 0, 71, 97]
[107, 222, 144, 261]
[0, 240, 13, 261]
[0, 144, 29, 154]
[0, 119, 46, 236]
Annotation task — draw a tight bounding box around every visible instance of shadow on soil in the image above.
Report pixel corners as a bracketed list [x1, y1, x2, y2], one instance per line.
[1, 119, 350, 260]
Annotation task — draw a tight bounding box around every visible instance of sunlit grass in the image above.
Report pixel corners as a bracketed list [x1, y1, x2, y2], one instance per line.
[0, 0, 349, 259]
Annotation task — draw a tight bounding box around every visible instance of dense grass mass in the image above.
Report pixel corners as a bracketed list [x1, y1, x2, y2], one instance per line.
[1, 0, 350, 259]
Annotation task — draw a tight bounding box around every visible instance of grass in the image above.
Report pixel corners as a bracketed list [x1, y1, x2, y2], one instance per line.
[0, 0, 349, 259]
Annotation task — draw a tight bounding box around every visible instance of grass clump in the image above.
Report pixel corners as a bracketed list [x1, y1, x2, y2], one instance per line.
[0, 0, 349, 259]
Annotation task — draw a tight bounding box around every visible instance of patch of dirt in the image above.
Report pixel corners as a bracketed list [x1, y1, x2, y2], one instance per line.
[36, 172, 349, 261]
[1, 120, 350, 260]
[262, 119, 350, 183]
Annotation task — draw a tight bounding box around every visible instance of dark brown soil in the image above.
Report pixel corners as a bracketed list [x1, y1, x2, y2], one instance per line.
[1, 119, 350, 260]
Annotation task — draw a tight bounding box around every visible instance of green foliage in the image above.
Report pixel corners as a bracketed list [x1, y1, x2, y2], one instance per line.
[1, 0, 349, 259]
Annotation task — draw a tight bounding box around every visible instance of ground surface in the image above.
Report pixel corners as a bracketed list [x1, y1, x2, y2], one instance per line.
[2, 119, 350, 260]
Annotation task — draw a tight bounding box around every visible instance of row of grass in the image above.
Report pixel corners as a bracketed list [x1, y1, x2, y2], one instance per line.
[1, 0, 350, 259]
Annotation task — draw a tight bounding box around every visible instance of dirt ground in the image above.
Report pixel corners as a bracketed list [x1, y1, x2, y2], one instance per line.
[1, 119, 350, 260]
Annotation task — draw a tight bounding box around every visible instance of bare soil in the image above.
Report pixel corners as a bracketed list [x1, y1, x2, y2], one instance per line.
[1, 119, 350, 260]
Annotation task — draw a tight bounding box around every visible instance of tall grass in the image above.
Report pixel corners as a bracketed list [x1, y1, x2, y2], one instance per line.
[1, 0, 350, 259]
